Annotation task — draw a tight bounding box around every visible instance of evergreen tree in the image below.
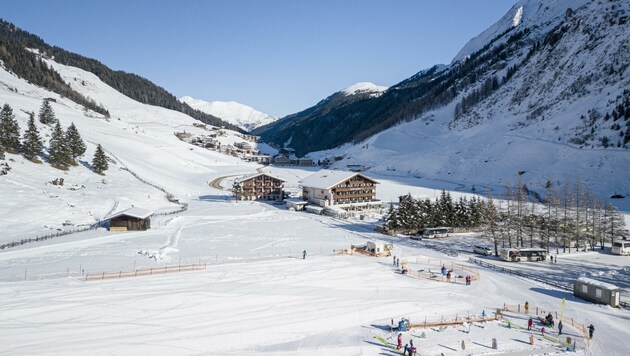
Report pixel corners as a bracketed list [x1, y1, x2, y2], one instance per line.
[0, 140, 4, 160]
[0, 103, 21, 152]
[397, 194, 419, 232]
[48, 121, 71, 169]
[232, 180, 242, 201]
[65, 122, 86, 163]
[384, 203, 401, 232]
[91, 144, 108, 174]
[21, 113, 43, 161]
[38, 100, 56, 125]
[437, 190, 454, 226]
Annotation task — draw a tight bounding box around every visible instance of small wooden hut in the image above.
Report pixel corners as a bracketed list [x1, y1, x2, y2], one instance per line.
[107, 207, 153, 231]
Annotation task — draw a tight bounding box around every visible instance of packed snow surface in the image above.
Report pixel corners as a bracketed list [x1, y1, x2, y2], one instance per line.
[1, 6, 629, 354]
[1, 59, 629, 354]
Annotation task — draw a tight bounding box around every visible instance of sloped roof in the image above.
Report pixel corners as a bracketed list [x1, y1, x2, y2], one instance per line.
[300, 169, 379, 190]
[238, 172, 286, 182]
[576, 277, 619, 291]
[108, 207, 154, 220]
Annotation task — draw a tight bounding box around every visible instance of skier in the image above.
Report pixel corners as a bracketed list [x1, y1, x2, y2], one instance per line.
[302, 250, 307, 260]
[558, 320, 563, 335]
[403, 344, 409, 355]
[588, 324, 594, 339]
[446, 270, 452, 282]
[397, 333, 402, 349]
[396, 257, 400, 267]
[541, 326, 545, 336]
[524, 301, 529, 314]
[441, 265, 446, 275]
[528, 317, 533, 331]
[393, 255, 396, 266]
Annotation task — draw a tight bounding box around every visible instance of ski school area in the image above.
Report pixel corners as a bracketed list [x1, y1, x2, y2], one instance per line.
[0, 167, 628, 355]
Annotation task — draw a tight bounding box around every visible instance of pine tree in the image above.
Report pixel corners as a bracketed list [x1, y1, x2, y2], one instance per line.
[92, 144, 109, 174]
[48, 121, 71, 169]
[0, 103, 21, 153]
[38, 100, 56, 125]
[22, 113, 43, 161]
[232, 180, 242, 201]
[65, 122, 86, 164]
[0, 140, 4, 160]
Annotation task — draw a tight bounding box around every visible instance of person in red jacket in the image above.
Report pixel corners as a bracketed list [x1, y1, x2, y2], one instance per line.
[528, 317, 533, 331]
[397, 333, 402, 349]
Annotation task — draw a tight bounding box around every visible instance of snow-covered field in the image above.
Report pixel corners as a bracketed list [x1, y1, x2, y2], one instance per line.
[1, 44, 630, 355]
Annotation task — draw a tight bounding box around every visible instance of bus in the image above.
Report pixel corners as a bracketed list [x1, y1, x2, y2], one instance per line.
[612, 240, 630, 256]
[500, 248, 548, 262]
[421, 227, 451, 239]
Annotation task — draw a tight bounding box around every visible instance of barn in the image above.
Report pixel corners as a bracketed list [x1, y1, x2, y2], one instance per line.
[107, 207, 153, 231]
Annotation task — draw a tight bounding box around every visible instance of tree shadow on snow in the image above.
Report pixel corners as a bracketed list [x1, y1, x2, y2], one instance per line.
[369, 323, 394, 331]
[198, 194, 231, 202]
[529, 287, 591, 305]
[362, 340, 398, 355]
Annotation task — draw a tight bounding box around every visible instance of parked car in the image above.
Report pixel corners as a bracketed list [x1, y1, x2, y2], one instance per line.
[473, 245, 493, 256]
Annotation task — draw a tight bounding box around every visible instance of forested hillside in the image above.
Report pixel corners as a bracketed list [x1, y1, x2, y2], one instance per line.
[258, 0, 630, 156]
[0, 19, 242, 131]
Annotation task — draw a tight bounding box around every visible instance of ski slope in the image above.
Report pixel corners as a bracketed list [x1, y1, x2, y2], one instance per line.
[0, 31, 629, 356]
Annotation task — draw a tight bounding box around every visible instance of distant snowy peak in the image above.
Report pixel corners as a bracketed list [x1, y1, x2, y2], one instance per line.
[179, 96, 276, 132]
[341, 82, 388, 97]
[453, 0, 589, 63]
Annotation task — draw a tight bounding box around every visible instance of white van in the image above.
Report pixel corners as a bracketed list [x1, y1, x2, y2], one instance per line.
[473, 245, 493, 256]
[612, 240, 630, 256]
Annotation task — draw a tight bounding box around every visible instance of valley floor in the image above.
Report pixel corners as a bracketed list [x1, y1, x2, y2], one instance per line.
[1, 187, 629, 355]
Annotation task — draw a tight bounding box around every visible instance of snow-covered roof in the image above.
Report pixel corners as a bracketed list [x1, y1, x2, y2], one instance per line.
[300, 170, 379, 190]
[108, 207, 154, 220]
[238, 172, 285, 182]
[575, 277, 619, 291]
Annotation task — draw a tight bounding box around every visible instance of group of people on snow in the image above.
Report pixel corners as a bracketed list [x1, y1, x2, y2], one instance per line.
[397, 333, 416, 356]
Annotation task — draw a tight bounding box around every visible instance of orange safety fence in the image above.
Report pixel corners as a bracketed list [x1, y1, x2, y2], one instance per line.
[85, 263, 207, 281]
[502, 303, 590, 349]
[401, 256, 480, 282]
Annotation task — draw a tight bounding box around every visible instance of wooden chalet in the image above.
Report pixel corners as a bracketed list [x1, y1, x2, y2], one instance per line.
[107, 207, 153, 231]
[300, 170, 380, 210]
[235, 173, 285, 201]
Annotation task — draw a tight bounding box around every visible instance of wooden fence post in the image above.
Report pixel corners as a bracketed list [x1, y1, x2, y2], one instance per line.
[101, 272, 105, 280]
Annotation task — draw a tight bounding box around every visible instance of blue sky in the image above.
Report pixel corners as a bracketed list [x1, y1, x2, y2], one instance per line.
[1, 0, 515, 117]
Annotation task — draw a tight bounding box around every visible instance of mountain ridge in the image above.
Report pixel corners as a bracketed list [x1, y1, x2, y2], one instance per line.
[178, 96, 276, 132]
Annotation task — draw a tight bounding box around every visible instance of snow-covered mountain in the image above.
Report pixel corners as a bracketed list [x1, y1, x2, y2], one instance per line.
[264, 0, 630, 205]
[179, 96, 276, 132]
[452, 0, 589, 63]
[341, 82, 387, 97]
